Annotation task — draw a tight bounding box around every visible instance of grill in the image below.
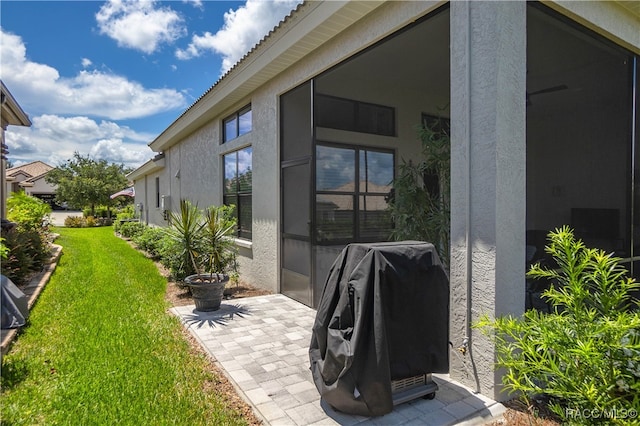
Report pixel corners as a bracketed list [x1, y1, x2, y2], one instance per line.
[391, 373, 437, 405]
[310, 241, 449, 416]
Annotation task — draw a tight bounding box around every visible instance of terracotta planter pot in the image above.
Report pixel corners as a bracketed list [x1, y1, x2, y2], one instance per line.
[184, 273, 229, 311]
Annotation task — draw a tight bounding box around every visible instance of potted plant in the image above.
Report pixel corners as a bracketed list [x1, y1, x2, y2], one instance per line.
[168, 199, 237, 311]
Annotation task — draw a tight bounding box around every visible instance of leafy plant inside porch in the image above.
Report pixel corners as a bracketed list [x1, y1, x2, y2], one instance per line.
[0, 227, 255, 425]
[387, 116, 450, 270]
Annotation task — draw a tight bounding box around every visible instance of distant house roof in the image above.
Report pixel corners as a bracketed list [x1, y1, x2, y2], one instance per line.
[6, 160, 54, 179]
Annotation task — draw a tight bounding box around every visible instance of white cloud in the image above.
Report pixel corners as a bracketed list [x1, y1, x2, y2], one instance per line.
[183, 0, 203, 9]
[175, 0, 301, 75]
[81, 58, 93, 68]
[96, 0, 186, 54]
[0, 29, 187, 120]
[4, 114, 155, 169]
[90, 138, 152, 165]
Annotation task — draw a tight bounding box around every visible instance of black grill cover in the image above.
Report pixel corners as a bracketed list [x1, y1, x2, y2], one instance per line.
[309, 241, 449, 416]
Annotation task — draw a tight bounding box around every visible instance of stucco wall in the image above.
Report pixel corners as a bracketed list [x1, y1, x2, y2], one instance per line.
[25, 177, 56, 195]
[450, 0, 527, 399]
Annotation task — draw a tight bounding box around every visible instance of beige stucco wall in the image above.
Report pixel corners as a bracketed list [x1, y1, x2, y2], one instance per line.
[23, 176, 56, 196]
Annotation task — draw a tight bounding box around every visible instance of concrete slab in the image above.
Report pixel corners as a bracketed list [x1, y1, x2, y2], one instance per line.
[171, 294, 506, 425]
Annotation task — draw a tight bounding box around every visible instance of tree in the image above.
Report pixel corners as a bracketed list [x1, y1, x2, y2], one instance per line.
[46, 152, 132, 217]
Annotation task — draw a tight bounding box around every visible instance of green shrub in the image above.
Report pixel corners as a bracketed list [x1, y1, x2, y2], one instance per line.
[6, 191, 52, 231]
[114, 205, 137, 233]
[0, 237, 9, 261]
[95, 206, 109, 218]
[86, 216, 97, 227]
[96, 217, 113, 227]
[64, 216, 86, 228]
[115, 204, 136, 220]
[118, 221, 146, 239]
[132, 226, 167, 259]
[1, 228, 49, 285]
[81, 206, 110, 218]
[477, 226, 640, 424]
[157, 235, 192, 283]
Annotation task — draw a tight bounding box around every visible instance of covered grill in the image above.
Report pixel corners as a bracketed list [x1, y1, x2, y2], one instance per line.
[309, 241, 449, 417]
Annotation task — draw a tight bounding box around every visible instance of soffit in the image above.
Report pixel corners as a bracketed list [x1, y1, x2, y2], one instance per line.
[149, 1, 385, 152]
[1, 81, 31, 128]
[614, 1, 640, 18]
[127, 157, 165, 181]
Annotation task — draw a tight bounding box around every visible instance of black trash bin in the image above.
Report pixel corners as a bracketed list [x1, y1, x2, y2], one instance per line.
[309, 241, 449, 417]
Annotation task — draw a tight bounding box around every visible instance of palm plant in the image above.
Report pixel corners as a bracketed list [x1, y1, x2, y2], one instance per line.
[166, 199, 204, 280]
[201, 205, 237, 276]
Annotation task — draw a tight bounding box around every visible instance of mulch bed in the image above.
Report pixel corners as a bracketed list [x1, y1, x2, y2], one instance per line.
[488, 398, 561, 425]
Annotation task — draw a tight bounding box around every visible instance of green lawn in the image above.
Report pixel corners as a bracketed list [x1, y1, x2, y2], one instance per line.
[1, 227, 249, 425]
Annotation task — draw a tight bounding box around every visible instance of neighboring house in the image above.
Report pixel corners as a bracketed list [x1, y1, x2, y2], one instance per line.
[1, 81, 32, 220]
[128, 1, 640, 399]
[5, 161, 58, 207]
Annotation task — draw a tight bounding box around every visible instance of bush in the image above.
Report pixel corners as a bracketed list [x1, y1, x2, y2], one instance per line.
[7, 191, 51, 231]
[118, 221, 146, 239]
[157, 236, 192, 283]
[82, 206, 111, 218]
[64, 216, 86, 228]
[477, 226, 640, 424]
[96, 218, 113, 227]
[0, 237, 9, 261]
[86, 216, 97, 227]
[1, 228, 50, 285]
[132, 226, 167, 259]
[114, 205, 137, 233]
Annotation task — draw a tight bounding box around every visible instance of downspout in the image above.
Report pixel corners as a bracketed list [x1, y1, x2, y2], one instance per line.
[463, 0, 480, 393]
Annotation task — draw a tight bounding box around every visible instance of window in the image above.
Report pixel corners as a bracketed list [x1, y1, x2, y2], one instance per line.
[315, 144, 394, 243]
[155, 177, 160, 208]
[223, 147, 252, 240]
[315, 95, 395, 136]
[223, 105, 252, 143]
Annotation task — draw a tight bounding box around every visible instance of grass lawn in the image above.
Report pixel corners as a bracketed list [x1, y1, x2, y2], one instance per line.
[1, 227, 251, 425]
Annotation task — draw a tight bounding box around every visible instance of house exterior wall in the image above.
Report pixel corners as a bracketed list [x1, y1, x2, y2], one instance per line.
[448, 0, 639, 400]
[23, 176, 56, 196]
[129, 0, 639, 401]
[144, 0, 445, 293]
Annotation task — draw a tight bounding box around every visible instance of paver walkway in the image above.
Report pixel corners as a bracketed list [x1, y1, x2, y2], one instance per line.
[171, 294, 505, 425]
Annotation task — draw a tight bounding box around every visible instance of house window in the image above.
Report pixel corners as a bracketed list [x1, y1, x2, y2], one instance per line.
[155, 177, 160, 208]
[223, 105, 252, 143]
[315, 144, 394, 243]
[223, 147, 252, 240]
[315, 95, 395, 136]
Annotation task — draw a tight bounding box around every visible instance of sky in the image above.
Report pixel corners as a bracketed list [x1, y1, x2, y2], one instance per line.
[0, 0, 302, 170]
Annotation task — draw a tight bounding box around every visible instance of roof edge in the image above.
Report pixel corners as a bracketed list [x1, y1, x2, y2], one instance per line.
[1, 80, 31, 128]
[149, 1, 386, 153]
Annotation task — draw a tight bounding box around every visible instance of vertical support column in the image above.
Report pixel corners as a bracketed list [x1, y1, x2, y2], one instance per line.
[449, 1, 526, 400]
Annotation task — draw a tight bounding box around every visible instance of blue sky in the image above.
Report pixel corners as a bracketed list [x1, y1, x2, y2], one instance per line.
[0, 0, 301, 170]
